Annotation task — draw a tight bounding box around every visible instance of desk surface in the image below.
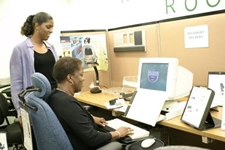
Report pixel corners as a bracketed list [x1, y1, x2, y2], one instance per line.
[75, 89, 225, 143]
[159, 107, 225, 142]
[75, 90, 120, 109]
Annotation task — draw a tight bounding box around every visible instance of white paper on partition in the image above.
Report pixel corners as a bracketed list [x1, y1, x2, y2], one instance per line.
[208, 73, 225, 106]
[0, 132, 8, 150]
[184, 25, 208, 48]
[21, 108, 33, 150]
[125, 90, 166, 127]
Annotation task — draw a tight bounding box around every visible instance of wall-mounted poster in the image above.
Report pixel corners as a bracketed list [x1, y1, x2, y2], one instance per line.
[60, 33, 108, 71]
[60, 36, 71, 57]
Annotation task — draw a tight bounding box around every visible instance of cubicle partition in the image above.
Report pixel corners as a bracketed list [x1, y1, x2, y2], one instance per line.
[61, 12, 225, 91]
[107, 24, 159, 86]
[159, 13, 225, 86]
[107, 12, 225, 87]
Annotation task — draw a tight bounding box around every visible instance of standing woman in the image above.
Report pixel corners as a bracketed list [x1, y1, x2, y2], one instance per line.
[10, 12, 58, 122]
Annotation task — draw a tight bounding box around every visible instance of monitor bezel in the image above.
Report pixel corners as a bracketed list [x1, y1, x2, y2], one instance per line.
[137, 57, 179, 99]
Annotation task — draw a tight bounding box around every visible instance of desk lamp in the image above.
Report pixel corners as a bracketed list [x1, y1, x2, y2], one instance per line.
[87, 62, 102, 93]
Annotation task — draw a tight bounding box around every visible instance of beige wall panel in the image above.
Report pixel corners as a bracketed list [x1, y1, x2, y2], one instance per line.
[159, 13, 225, 86]
[107, 24, 159, 86]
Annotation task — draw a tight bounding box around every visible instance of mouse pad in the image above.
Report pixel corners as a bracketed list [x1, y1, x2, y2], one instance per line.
[126, 139, 164, 150]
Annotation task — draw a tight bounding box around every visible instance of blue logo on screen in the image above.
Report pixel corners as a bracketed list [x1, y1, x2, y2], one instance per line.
[148, 70, 159, 83]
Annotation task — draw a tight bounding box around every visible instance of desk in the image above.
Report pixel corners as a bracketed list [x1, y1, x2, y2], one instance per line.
[75, 90, 121, 109]
[75, 87, 132, 109]
[75, 89, 225, 144]
[159, 107, 225, 143]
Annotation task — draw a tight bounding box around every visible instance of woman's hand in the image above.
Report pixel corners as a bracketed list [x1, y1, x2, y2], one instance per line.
[93, 116, 107, 126]
[110, 126, 134, 140]
[116, 126, 133, 138]
[19, 116, 23, 127]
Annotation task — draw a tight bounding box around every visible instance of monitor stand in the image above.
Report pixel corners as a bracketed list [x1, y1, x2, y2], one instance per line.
[161, 100, 187, 120]
[162, 100, 179, 111]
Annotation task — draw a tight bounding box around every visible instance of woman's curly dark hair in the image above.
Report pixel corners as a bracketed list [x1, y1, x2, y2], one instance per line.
[53, 57, 82, 83]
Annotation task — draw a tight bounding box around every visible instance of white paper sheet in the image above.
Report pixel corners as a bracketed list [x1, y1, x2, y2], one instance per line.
[21, 108, 33, 150]
[125, 90, 166, 126]
[208, 73, 225, 106]
[0, 132, 8, 150]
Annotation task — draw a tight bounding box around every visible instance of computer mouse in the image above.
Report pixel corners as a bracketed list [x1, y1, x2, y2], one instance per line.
[141, 138, 155, 148]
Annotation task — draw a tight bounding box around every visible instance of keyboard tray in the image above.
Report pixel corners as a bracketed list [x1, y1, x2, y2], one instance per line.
[98, 125, 152, 144]
[97, 118, 150, 144]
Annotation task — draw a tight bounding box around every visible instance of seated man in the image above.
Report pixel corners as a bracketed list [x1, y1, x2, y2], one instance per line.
[46, 57, 133, 150]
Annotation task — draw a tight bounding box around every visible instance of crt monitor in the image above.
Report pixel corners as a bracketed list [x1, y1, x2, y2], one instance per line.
[137, 57, 193, 100]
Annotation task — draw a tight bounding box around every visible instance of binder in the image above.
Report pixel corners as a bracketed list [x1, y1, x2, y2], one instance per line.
[181, 86, 221, 130]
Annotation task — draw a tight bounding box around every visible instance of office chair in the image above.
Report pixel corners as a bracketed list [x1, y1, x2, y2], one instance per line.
[0, 84, 17, 117]
[18, 72, 73, 150]
[19, 73, 122, 150]
[0, 84, 11, 97]
[0, 93, 23, 150]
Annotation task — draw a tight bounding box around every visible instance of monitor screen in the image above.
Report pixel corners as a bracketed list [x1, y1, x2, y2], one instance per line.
[140, 63, 169, 91]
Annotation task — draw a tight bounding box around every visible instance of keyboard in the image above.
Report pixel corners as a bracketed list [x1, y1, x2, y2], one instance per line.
[105, 118, 150, 140]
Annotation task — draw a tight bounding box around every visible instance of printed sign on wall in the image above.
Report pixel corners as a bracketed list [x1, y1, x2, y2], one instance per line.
[184, 25, 209, 49]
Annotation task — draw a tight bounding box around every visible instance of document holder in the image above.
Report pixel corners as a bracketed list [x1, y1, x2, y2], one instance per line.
[181, 86, 221, 130]
[124, 90, 166, 127]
